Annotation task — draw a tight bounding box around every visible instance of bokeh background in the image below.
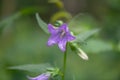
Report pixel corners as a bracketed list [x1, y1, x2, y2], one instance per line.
[0, 0, 120, 80]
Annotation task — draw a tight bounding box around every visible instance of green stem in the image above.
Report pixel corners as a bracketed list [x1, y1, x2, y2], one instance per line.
[62, 44, 68, 80]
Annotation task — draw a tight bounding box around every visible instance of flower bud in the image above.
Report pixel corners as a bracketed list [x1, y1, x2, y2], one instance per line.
[77, 48, 88, 60]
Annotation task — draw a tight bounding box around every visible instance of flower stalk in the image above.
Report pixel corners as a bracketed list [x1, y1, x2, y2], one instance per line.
[62, 43, 68, 80]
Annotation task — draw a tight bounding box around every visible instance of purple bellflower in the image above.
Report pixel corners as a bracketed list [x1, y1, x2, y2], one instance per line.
[28, 73, 50, 80]
[47, 23, 76, 52]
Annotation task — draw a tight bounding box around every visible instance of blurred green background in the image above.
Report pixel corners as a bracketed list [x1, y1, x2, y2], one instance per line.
[0, 0, 120, 80]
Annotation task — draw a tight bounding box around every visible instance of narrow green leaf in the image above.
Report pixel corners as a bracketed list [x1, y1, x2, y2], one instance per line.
[82, 39, 113, 53]
[75, 29, 100, 43]
[118, 42, 120, 51]
[0, 12, 21, 28]
[48, 0, 64, 9]
[50, 11, 72, 23]
[35, 13, 49, 34]
[9, 63, 52, 73]
[72, 75, 76, 80]
[0, 7, 47, 28]
[68, 13, 99, 33]
[48, 0, 60, 3]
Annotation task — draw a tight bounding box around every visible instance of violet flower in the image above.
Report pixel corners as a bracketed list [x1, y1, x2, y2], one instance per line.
[28, 73, 50, 80]
[47, 23, 75, 52]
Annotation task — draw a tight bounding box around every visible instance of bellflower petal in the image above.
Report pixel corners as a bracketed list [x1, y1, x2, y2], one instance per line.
[28, 73, 50, 80]
[48, 24, 58, 34]
[47, 34, 60, 46]
[59, 23, 69, 32]
[47, 23, 76, 52]
[58, 38, 67, 52]
[67, 33, 76, 41]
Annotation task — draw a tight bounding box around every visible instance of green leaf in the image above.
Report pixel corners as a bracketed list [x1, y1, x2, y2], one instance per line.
[50, 11, 72, 23]
[47, 68, 60, 77]
[48, 0, 64, 9]
[82, 39, 113, 53]
[118, 42, 120, 51]
[75, 29, 100, 43]
[0, 12, 21, 28]
[0, 7, 47, 28]
[9, 63, 52, 73]
[35, 13, 49, 34]
[48, 0, 60, 3]
[73, 75, 76, 80]
[68, 13, 99, 33]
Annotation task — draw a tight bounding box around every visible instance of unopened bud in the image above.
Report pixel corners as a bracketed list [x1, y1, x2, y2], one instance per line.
[54, 20, 63, 27]
[77, 48, 88, 60]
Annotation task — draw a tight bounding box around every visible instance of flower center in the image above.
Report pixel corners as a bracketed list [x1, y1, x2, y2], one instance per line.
[60, 30, 66, 38]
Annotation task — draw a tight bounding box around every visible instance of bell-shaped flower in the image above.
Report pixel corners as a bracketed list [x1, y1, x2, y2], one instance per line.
[47, 23, 75, 52]
[28, 73, 50, 80]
